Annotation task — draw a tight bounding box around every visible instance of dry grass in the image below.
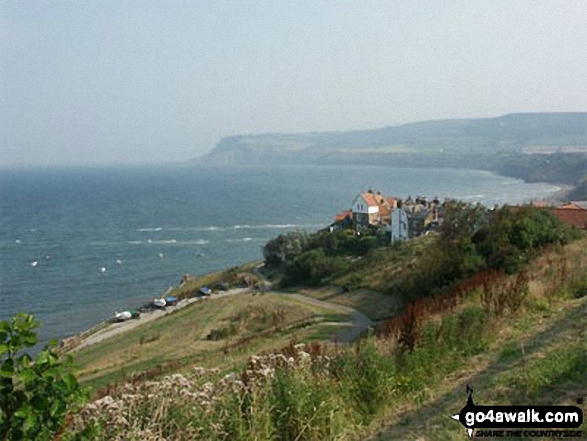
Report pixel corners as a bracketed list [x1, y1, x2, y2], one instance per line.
[296, 286, 401, 321]
[74, 292, 350, 390]
[65, 237, 587, 440]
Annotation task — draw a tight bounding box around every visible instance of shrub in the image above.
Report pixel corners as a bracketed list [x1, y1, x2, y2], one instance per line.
[207, 323, 239, 341]
[474, 206, 573, 273]
[282, 248, 350, 287]
[396, 302, 424, 351]
[263, 230, 308, 267]
[0, 314, 89, 440]
[480, 270, 529, 316]
[270, 369, 347, 440]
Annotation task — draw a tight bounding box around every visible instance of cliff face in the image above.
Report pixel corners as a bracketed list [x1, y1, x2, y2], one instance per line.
[200, 113, 587, 165]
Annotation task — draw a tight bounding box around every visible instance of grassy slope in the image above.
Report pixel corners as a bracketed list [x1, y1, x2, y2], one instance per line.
[365, 240, 587, 441]
[67, 236, 587, 440]
[280, 236, 435, 321]
[74, 292, 351, 390]
[369, 298, 586, 440]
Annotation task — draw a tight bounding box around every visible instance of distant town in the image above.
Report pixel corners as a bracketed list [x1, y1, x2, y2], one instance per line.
[331, 190, 587, 239]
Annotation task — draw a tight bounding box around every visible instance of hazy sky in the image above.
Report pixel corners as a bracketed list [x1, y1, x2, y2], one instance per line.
[1, 1, 586, 166]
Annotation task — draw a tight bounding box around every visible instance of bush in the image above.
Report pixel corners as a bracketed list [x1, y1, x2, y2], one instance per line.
[263, 230, 308, 267]
[329, 341, 394, 421]
[474, 206, 572, 273]
[270, 369, 348, 440]
[282, 248, 350, 287]
[0, 314, 89, 440]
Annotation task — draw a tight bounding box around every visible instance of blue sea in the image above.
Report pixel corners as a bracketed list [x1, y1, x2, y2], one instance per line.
[0, 164, 559, 345]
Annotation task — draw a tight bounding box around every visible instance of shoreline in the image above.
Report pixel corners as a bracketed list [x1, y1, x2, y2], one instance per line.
[59, 170, 575, 353]
[62, 287, 251, 353]
[543, 184, 573, 204]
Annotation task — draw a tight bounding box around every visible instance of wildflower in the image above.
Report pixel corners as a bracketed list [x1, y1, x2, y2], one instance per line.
[192, 366, 207, 376]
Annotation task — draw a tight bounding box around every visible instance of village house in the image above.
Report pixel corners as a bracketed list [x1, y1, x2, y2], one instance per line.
[331, 190, 447, 238]
[351, 191, 382, 228]
[401, 197, 443, 237]
[515, 200, 587, 230]
[391, 207, 409, 242]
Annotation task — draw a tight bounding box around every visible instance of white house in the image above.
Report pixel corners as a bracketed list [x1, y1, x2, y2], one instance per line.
[351, 191, 381, 227]
[391, 208, 409, 242]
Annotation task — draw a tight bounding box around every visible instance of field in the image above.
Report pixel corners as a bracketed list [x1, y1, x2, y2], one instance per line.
[67, 237, 587, 440]
[371, 294, 587, 440]
[74, 291, 353, 390]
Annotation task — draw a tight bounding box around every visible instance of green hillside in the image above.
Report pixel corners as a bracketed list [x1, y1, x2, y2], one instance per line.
[4, 204, 586, 440]
[202, 113, 587, 165]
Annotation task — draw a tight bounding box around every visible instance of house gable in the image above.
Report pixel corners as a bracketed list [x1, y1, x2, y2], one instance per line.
[352, 192, 380, 214]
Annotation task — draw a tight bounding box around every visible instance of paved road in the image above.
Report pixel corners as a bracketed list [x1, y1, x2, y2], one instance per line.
[73, 288, 249, 351]
[288, 293, 373, 343]
[72, 275, 372, 352]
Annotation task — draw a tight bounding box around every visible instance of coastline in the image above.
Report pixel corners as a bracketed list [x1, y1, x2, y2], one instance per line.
[62, 287, 251, 353]
[62, 176, 572, 353]
[543, 184, 573, 204]
[57, 165, 577, 353]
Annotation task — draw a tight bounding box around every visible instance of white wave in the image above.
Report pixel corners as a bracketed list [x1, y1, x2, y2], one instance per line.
[461, 194, 485, 200]
[137, 227, 163, 232]
[262, 224, 297, 228]
[191, 239, 210, 245]
[150, 239, 210, 245]
[226, 237, 262, 243]
[166, 226, 224, 232]
[128, 240, 142, 245]
[233, 223, 318, 230]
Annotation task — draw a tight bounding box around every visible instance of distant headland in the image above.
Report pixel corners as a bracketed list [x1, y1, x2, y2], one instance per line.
[198, 112, 587, 200]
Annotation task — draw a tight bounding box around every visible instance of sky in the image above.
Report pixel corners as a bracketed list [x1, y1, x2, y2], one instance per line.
[1, 1, 586, 166]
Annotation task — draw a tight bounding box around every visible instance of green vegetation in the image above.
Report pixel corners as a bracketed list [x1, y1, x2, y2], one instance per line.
[206, 113, 587, 162]
[5, 179, 586, 438]
[0, 314, 90, 440]
[495, 152, 587, 186]
[207, 305, 287, 341]
[568, 177, 587, 200]
[67, 237, 587, 440]
[264, 230, 390, 289]
[266, 204, 578, 307]
[263, 230, 308, 267]
[73, 292, 352, 390]
[205, 113, 587, 195]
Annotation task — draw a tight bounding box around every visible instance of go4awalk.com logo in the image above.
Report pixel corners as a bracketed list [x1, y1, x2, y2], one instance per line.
[450, 385, 584, 439]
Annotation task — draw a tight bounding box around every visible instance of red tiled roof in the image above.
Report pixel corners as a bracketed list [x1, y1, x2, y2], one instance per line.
[378, 204, 391, 218]
[557, 202, 583, 210]
[508, 205, 587, 229]
[334, 209, 352, 222]
[530, 201, 550, 208]
[550, 208, 587, 229]
[360, 192, 380, 207]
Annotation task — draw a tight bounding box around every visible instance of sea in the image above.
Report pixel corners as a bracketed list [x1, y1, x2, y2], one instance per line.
[0, 164, 559, 346]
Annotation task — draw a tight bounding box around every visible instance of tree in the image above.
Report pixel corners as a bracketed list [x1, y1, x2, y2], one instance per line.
[0, 314, 88, 440]
[263, 230, 308, 266]
[440, 200, 487, 242]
